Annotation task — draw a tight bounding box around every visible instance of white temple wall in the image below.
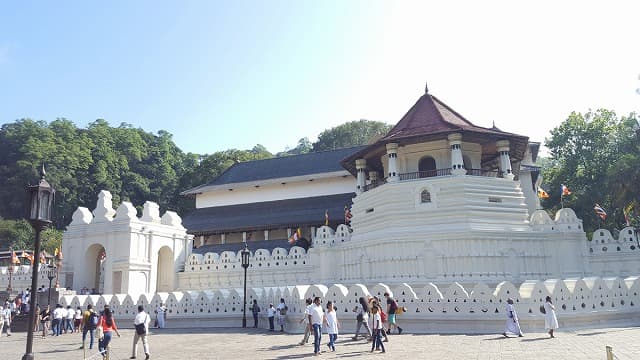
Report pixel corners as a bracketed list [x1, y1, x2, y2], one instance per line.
[196, 174, 355, 208]
[58, 278, 640, 333]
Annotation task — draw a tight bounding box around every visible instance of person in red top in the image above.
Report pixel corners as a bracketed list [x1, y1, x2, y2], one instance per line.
[98, 307, 121, 358]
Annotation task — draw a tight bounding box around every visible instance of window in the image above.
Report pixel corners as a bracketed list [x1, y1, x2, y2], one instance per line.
[421, 190, 431, 203]
[418, 156, 437, 177]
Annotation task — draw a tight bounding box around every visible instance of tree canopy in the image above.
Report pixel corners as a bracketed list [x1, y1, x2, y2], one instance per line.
[312, 120, 392, 151]
[541, 109, 639, 234]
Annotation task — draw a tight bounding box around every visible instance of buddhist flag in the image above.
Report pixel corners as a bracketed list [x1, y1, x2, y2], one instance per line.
[624, 204, 634, 226]
[21, 251, 34, 264]
[11, 250, 20, 265]
[561, 184, 572, 197]
[537, 187, 550, 199]
[594, 204, 607, 220]
[39, 251, 46, 264]
[288, 227, 302, 245]
[324, 209, 329, 226]
[344, 205, 353, 224]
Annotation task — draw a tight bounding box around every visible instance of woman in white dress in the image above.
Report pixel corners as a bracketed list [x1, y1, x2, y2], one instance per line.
[544, 296, 559, 338]
[502, 298, 523, 337]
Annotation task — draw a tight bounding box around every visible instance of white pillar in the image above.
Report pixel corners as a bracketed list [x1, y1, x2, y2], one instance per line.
[221, 233, 226, 244]
[264, 230, 269, 241]
[242, 232, 247, 242]
[496, 140, 514, 180]
[199, 235, 205, 247]
[386, 143, 399, 182]
[356, 159, 367, 194]
[448, 133, 467, 176]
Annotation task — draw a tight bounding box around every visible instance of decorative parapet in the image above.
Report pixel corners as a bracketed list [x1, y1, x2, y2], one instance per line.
[589, 227, 639, 254]
[529, 208, 584, 232]
[58, 276, 640, 332]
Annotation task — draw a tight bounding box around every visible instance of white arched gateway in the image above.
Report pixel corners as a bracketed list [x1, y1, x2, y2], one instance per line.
[61, 190, 192, 295]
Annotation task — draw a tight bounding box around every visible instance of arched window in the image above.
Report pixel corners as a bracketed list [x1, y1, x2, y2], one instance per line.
[418, 156, 437, 177]
[421, 190, 431, 203]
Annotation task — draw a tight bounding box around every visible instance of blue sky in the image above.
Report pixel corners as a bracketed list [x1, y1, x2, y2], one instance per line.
[1, 1, 639, 155]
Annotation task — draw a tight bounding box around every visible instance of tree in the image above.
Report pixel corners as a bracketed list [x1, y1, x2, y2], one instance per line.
[312, 120, 392, 151]
[543, 110, 639, 234]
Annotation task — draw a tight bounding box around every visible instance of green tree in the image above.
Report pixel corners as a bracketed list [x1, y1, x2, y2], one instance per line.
[312, 120, 392, 151]
[543, 110, 639, 234]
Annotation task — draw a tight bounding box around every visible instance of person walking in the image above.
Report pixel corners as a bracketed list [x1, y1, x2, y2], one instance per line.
[308, 297, 324, 356]
[40, 305, 50, 338]
[352, 297, 372, 341]
[98, 307, 121, 358]
[131, 305, 151, 360]
[502, 298, 523, 337]
[81, 304, 99, 349]
[250, 299, 261, 328]
[267, 303, 276, 331]
[544, 296, 559, 338]
[1, 304, 12, 336]
[52, 304, 65, 336]
[65, 305, 75, 333]
[276, 298, 288, 332]
[324, 301, 340, 352]
[298, 298, 313, 345]
[384, 292, 403, 335]
[74, 306, 83, 332]
[370, 304, 385, 353]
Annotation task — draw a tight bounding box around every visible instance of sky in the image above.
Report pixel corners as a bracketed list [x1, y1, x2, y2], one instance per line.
[1, 1, 639, 156]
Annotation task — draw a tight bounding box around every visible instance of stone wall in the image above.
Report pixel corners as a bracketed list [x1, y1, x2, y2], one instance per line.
[59, 277, 640, 333]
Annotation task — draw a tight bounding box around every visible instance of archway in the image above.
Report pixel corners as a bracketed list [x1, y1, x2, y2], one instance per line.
[418, 156, 437, 177]
[156, 246, 174, 292]
[84, 244, 106, 294]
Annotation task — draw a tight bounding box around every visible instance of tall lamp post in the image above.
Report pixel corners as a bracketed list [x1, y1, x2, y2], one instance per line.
[7, 248, 15, 292]
[46, 265, 57, 306]
[241, 243, 250, 328]
[22, 166, 55, 360]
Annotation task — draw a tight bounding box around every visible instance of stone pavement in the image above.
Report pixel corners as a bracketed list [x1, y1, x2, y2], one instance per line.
[1, 325, 639, 360]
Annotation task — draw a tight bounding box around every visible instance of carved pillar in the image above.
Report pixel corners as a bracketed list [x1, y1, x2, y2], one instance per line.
[356, 159, 367, 194]
[496, 140, 514, 180]
[448, 133, 466, 176]
[386, 143, 399, 182]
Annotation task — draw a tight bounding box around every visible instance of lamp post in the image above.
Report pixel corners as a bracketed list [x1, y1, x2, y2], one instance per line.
[241, 243, 250, 328]
[23, 165, 55, 360]
[46, 265, 56, 306]
[7, 249, 15, 292]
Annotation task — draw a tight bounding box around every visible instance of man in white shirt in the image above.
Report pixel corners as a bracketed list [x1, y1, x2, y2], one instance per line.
[52, 304, 65, 336]
[0, 305, 10, 336]
[131, 305, 151, 360]
[308, 297, 324, 356]
[298, 298, 313, 345]
[65, 305, 75, 333]
[155, 303, 166, 329]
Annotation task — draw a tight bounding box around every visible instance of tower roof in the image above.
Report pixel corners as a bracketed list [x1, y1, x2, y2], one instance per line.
[341, 86, 529, 175]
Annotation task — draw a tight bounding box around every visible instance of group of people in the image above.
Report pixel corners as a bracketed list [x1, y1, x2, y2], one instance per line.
[77, 303, 151, 359]
[503, 296, 559, 339]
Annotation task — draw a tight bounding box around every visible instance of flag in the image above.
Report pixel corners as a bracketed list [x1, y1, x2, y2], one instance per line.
[624, 204, 634, 227]
[39, 251, 46, 264]
[324, 209, 329, 226]
[537, 187, 550, 199]
[288, 227, 302, 245]
[11, 250, 20, 265]
[55, 247, 63, 260]
[561, 184, 572, 197]
[344, 205, 353, 224]
[594, 203, 607, 220]
[21, 251, 34, 264]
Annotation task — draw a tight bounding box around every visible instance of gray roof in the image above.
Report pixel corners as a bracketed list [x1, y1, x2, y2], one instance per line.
[183, 193, 355, 235]
[182, 146, 366, 195]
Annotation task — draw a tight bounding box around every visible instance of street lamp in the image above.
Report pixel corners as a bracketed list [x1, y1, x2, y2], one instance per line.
[241, 243, 250, 328]
[46, 265, 57, 306]
[23, 165, 55, 360]
[7, 249, 15, 292]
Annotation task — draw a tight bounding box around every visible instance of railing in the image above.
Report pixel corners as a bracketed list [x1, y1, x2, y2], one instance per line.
[399, 168, 452, 181]
[361, 168, 506, 192]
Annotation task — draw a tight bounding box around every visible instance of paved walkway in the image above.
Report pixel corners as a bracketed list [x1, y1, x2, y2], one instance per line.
[1, 326, 639, 359]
